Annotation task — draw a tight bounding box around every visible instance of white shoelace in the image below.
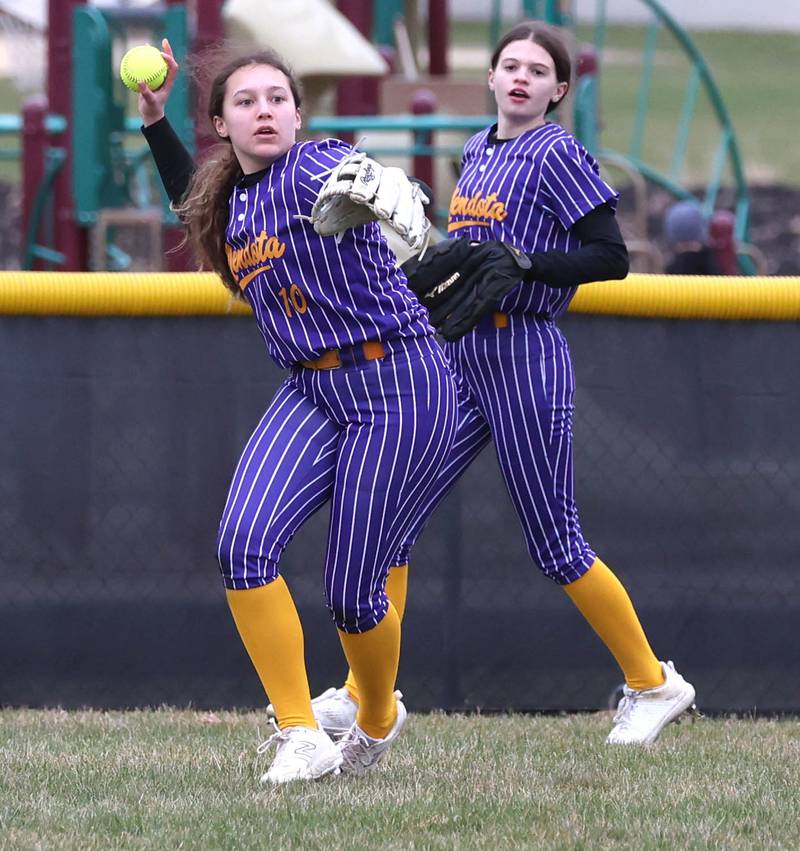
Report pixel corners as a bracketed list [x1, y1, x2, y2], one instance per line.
[612, 693, 635, 728]
[339, 728, 374, 768]
[416, 227, 431, 259]
[256, 725, 287, 756]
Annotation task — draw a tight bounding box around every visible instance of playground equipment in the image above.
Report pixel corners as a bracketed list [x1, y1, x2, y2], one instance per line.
[223, 0, 387, 77]
[223, 0, 390, 130]
[16, 0, 756, 274]
[20, 0, 392, 272]
[22, 0, 217, 273]
[71, 4, 190, 225]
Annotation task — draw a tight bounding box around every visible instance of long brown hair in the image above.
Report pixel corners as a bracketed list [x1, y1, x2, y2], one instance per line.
[177, 48, 303, 293]
[490, 21, 571, 115]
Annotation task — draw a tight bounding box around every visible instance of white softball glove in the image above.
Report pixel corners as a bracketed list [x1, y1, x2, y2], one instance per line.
[311, 152, 431, 251]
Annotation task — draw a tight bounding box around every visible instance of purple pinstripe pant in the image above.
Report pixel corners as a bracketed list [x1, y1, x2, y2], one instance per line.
[396, 314, 596, 584]
[216, 336, 458, 631]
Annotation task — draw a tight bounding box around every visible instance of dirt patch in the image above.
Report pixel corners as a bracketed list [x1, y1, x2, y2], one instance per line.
[620, 183, 800, 276]
[737, 185, 800, 276]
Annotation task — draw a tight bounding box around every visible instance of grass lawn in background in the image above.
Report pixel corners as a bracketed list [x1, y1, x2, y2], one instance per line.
[0, 77, 23, 183]
[1, 709, 798, 850]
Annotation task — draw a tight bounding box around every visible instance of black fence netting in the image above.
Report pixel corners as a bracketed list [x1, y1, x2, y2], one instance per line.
[1, 314, 798, 713]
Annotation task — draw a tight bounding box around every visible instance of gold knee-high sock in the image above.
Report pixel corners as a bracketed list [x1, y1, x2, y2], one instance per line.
[563, 558, 664, 690]
[343, 563, 408, 703]
[338, 602, 401, 739]
[226, 577, 316, 730]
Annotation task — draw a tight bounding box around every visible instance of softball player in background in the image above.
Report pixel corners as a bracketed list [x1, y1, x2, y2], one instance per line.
[313, 22, 696, 745]
[138, 43, 458, 782]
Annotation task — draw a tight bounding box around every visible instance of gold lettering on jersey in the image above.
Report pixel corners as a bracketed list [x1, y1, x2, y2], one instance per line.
[448, 190, 508, 233]
[226, 231, 287, 289]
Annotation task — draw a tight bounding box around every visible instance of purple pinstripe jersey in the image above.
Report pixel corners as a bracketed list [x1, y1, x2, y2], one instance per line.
[449, 122, 618, 318]
[225, 138, 431, 368]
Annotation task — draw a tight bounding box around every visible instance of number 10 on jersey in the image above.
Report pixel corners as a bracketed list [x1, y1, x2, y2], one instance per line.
[279, 284, 308, 317]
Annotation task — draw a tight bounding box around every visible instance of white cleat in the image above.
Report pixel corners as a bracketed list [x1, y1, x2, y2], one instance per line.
[257, 724, 342, 784]
[606, 660, 697, 745]
[311, 687, 359, 738]
[268, 686, 403, 739]
[337, 696, 407, 776]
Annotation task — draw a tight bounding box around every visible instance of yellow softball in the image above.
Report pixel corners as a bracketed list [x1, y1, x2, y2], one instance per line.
[119, 45, 168, 92]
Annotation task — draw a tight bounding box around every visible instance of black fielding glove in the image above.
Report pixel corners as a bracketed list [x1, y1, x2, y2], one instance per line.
[401, 239, 531, 341]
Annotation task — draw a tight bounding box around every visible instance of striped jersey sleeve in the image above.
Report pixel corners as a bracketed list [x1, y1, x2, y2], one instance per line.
[447, 123, 619, 318]
[539, 136, 617, 228]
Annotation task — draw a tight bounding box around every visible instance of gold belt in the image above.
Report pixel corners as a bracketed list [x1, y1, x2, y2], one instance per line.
[301, 341, 387, 370]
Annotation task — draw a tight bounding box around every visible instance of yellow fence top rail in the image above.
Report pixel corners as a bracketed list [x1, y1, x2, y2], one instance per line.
[2, 272, 800, 321]
[0, 272, 251, 317]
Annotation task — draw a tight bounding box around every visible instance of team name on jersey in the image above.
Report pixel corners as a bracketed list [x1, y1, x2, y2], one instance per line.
[448, 190, 509, 233]
[225, 231, 287, 290]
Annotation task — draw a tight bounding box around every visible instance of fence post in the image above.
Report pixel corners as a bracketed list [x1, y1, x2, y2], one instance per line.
[428, 0, 449, 75]
[573, 44, 599, 150]
[336, 0, 380, 131]
[22, 96, 48, 270]
[411, 89, 436, 203]
[49, 0, 88, 270]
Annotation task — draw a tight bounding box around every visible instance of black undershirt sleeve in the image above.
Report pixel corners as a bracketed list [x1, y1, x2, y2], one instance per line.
[140, 116, 196, 207]
[524, 203, 629, 288]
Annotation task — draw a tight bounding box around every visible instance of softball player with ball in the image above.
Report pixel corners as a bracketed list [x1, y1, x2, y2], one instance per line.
[312, 22, 696, 746]
[136, 42, 458, 782]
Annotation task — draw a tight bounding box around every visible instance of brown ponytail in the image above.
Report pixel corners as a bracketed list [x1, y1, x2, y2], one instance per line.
[178, 148, 243, 292]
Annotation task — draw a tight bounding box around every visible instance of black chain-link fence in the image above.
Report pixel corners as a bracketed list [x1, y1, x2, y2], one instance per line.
[2, 314, 798, 713]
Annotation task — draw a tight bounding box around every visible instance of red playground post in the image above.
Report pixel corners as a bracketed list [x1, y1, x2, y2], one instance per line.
[709, 210, 738, 276]
[48, 0, 88, 270]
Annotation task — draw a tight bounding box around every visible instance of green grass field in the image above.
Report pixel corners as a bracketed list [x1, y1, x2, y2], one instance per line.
[581, 27, 800, 187]
[0, 77, 24, 183]
[2, 709, 799, 849]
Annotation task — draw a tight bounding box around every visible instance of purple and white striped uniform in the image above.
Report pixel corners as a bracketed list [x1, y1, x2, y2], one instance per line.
[225, 138, 431, 367]
[217, 139, 458, 631]
[396, 122, 618, 584]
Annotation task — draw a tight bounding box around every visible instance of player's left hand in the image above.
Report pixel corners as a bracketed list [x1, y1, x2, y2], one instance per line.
[401, 239, 532, 341]
[311, 154, 431, 251]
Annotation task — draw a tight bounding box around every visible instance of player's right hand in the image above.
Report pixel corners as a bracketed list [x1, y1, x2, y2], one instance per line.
[137, 38, 179, 127]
